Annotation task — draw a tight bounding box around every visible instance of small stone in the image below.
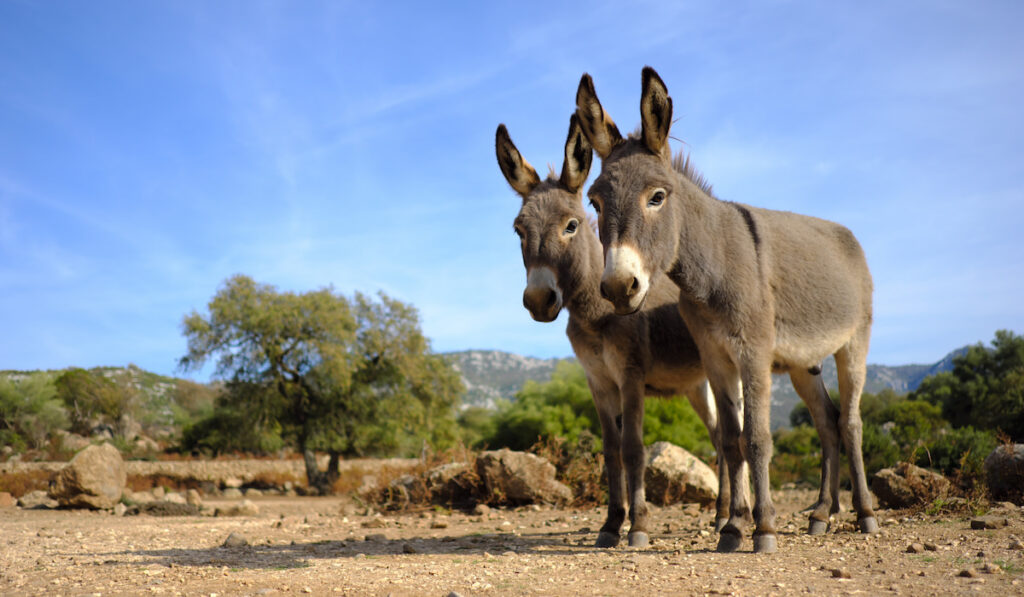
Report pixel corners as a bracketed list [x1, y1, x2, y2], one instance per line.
[0, 492, 15, 508]
[472, 503, 491, 516]
[1009, 539, 1024, 550]
[970, 516, 1008, 530]
[831, 568, 851, 579]
[447, 592, 464, 597]
[353, 553, 366, 559]
[982, 563, 1002, 574]
[924, 542, 938, 551]
[364, 533, 387, 542]
[301, 587, 312, 593]
[959, 568, 980, 578]
[222, 488, 243, 499]
[186, 489, 202, 507]
[222, 532, 248, 548]
[430, 521, 449, 529]
[906, 543, 925, 553]
[361, 518, 386, 528]
[402, 543, 417, 554]
[113, 503, 128, 516]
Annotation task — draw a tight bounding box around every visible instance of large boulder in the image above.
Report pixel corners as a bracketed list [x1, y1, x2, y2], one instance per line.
[50, 443, 126, 509]
[644, 441, 718, 506]
[475, 449, 572, 506]
[870, 462, 952, 508]
[985, 444, 1024, 502]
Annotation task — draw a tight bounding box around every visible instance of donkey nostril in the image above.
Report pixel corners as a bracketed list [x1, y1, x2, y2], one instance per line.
[628, 277, 640, 294]
[546, 291, 557, 309]
[599, 281, 611, 301]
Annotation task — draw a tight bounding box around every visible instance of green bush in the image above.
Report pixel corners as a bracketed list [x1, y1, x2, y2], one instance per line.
[0, 374, 68, 451]
[918, 426, 998, 484]
[770, 425, 822, 487]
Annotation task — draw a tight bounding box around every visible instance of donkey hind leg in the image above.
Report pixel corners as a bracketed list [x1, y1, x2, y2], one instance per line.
[594, 399, 626, 547]
[620, 383, 650, 547]
[835, 338, 879, 534]
[704, 370, 749, 552]
[684, 382, 730, 531]
[741, 359, 778, 554]
[788, 368, 842, 535]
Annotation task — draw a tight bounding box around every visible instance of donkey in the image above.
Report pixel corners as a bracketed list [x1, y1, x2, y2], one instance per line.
[496, 115, 840, 548]
[574, 67, 879, 553]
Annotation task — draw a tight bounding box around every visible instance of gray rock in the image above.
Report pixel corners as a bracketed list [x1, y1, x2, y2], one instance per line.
[907, 543, 925, 553]
[971, 516, 1009, 530]
[49, 443, 125, 509]
[125, 502, 200, 516]
[984, 444, 1024, 502]
[223, 532, 249, 548]
[644, 442, 718, 506]
[870, 462, 952, 508]
[222, 488, 243, 499]
[186, 489, 202, 507]
[475, 449, 572, 506]
[214, 499, 259, 517]
[163, 492, 187, 504]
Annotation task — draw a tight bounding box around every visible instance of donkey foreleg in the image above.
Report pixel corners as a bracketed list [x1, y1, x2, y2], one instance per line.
[741, 359, 779, 554]
[620, 380, 650, 547]
[703, 367, 749, 552]
[592, 385, 626, 548]
[788, 368, 842, 535]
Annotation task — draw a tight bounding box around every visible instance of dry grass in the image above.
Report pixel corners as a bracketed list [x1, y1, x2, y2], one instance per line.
[0, 470, 56, 498]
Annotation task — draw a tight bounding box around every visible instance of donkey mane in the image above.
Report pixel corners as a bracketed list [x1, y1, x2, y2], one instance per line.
[672, 151, 714, 198]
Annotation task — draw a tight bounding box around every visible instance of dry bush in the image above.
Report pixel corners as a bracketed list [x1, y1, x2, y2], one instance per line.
[125, 474, 202, 493]
[0, 470, 56, 498]
[530, 433, 605, 508]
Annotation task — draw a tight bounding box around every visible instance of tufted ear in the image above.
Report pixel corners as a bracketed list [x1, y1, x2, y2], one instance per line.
[574, 73, 622, 159]
[640, 66, 673, 157]
[495, 124, 541, 198]
[559, 114, 592, 194]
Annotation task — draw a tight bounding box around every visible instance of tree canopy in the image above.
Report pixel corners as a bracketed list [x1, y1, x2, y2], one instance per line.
[179, 275, 464, 491]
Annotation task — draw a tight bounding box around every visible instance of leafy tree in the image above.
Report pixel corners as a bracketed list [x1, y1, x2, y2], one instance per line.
[179, 275, 463, 492]
[0, 374, 68, 450]
[55, 368, 139, 436]
[912, 329, 1024, 440]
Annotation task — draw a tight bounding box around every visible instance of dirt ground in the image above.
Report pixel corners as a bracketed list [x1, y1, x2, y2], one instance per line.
[1, 489, 1022, 596]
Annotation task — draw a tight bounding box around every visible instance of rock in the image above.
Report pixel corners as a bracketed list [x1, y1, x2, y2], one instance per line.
[49, 443, 126, 509]
[959, 568, 980, 578]
[222, 488, 243, 499]
[364, 533, 387, 542]
[186, 489, 202, 507]
[152, 486, 165, 499]
[127, 491, 154, 504]
[163, 492, 187, 505]
[924, 542, 938, 551]
[244, 488, 263, 497]
[215, 499, 259, 517]
[223, 477, 244, 489]
[113, 503, 128, 516]
[475, 449, 572, 506]
[906, 543, 925, 553]
[361, 518, 387, 528]
[430, 520, 449, 529]
[870, 462, 952, 508]
[831, 568, 852, 579]
[133, 435, 160, 453]
[644, 442, 718, 506]
[56, 431, 92, 452]
[18, 490, 57, 509]
[970, 516, 1009, 530]
[223, 532, 249, 548]
[402, 542, 418, 554]
[0, 491, 15, 508]
[1010, 539, 1024, 551]
[982, 563, 1003, 574]
[984, 444, 1024, 502]
[472, 503, 491, 516]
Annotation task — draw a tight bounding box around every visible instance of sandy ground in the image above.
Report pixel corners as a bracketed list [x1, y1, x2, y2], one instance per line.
[1, 490, 1022, 596]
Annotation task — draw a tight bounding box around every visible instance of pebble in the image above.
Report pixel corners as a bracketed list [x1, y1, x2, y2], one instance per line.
[1010, 539, 1024, 550]
[402, 543, 417, 554]
[364, 533, 387, 542]
[472, 504, 491, 516]
[959, 568, 980, 578]
[924, 542, 938, 551]
[982, 563, 1002, 574]
[430, 521, 449, 529]
[906, 543, 925, 553]
[970, 516, 1008, 530]
[831, 568, 851, 579]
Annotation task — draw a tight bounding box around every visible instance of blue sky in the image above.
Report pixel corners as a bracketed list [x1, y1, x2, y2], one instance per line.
[1, 1, 1021, 380]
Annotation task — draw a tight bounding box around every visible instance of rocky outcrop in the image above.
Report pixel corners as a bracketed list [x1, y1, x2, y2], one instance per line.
[476, 449, 572, 506]
[870, 462, 952, 508]
[644, 442, 718, 506]
[985, 444, 1024, 502]
[49, 443, 126, 509]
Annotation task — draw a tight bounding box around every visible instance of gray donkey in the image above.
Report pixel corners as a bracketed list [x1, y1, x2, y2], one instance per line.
[495, 115, 841, 548]
[574, 67, 879, 553]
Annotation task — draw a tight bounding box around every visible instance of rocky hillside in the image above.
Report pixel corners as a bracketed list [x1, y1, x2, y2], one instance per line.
[441, 350, 577, 409]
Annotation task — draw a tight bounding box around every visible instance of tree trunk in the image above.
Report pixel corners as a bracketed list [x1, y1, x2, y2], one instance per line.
[326, 451, 341, 487]
[303, 449, 329, 495]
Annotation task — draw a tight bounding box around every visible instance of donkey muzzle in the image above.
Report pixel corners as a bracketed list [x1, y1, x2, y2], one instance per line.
[601, 245, 649, 315]
[523, 266, 562, 322]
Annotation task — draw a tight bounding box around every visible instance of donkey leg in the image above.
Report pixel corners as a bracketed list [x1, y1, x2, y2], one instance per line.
[594, 391, 626, 548]
[741, 359, 778, 554]
[704, 371, 748, 552]
[684, 382, 731, 531]
[789, 368, 841, 535]
[621, 381, 649, 547]
[835, 338, 878, 534]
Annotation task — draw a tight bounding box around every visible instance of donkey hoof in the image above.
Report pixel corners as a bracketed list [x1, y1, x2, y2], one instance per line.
[716, 532, 743, 553]
[807, 519, 829, 535]
[595, 531, 620, 548]
[858, 516, 879, 534]
[714, 518, 730, 533]
[627, 531, 649, 548]
[753, 534, 778, 554]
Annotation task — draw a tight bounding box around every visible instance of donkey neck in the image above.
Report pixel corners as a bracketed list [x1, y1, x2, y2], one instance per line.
[564, 228, 615, 327]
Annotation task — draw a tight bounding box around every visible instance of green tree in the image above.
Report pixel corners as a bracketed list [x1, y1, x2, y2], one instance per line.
[0, 373, 68, 451]
[178, 275, 463, 492]
[54, 368, 139, 436]
[912, 329, 1024, 440]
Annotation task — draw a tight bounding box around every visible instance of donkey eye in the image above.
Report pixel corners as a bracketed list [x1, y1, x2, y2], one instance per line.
[589, 199, 601, 214]
[564, 219, 579, 236]
[647, 189, 666, 208]
[514, 226, 524, 239]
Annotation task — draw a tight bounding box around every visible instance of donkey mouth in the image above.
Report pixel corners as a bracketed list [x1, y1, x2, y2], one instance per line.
[609, 290, 647, 316]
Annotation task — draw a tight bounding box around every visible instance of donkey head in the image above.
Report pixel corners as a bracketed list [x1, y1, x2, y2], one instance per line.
[575, 67, 681, 315]
[496, 115, 595, 322]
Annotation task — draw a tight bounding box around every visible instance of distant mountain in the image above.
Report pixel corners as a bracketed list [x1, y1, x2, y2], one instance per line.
[444, 347, 970, 429]
[441, 350, 577, 409]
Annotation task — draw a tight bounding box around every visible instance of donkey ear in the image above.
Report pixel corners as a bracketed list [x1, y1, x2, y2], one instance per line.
[495, 124, 541, 197]
[559, 114, 592, 193]
[640, 66, 673, 156]
[575, 73, 622, 159]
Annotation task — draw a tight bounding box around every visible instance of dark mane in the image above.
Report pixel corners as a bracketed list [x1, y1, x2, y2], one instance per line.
[672, 151, 714, 198]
